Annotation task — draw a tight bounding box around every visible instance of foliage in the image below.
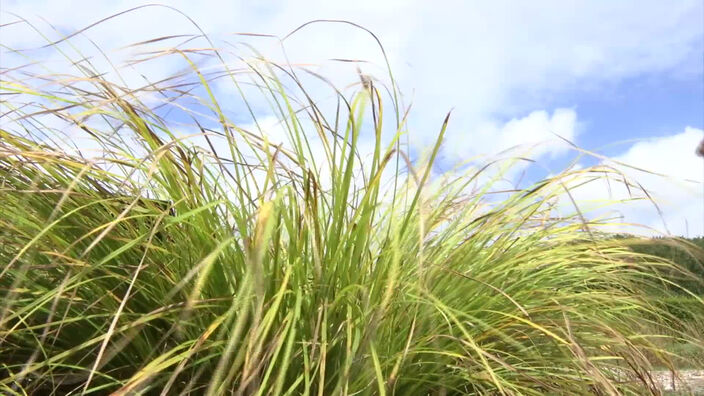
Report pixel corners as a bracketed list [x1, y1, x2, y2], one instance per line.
[628, 237, 704, 295]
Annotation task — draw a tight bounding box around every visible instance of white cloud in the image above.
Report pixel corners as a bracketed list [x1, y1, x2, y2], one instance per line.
[613, 127, 703, 182]
[566, 127, 703, 236]
[2, 1, 701, 235]
[444, 108, 578, 162]
[3, 1, 699, 130]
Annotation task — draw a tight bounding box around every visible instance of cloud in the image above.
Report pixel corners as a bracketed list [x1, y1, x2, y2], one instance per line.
[443, 108, 578, 162]
[3, 1, 700, 122]
[566, 127, 703, 236]
[2, 1, 701, 234]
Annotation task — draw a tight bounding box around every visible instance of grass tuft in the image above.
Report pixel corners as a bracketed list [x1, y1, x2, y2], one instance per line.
[1, 14, 702, 395]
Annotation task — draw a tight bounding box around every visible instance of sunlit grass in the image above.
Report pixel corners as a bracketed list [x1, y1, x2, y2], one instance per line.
[1, 15, 703, 395]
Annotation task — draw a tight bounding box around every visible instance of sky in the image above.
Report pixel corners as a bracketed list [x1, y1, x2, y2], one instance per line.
[2, 0, 703, 236]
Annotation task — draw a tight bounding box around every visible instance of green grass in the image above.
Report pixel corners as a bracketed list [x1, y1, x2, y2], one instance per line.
[1, 17, 703, 395]
[625, 237, 704, 373]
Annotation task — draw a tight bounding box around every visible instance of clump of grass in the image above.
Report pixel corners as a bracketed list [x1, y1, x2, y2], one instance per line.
[1, 15, 702, 395]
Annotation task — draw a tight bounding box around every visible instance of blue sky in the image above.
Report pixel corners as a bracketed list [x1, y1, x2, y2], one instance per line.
[2, 0, 703, 235]
[564, 75, 703, 155]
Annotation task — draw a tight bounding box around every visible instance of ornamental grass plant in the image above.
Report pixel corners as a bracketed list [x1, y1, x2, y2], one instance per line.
[1, 15, 702, 395]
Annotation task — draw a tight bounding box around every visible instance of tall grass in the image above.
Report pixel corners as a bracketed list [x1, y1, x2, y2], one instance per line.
[1, 16, 703, 395]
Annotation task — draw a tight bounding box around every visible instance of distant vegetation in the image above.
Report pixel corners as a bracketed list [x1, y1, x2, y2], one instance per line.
[626, 236, 704, 371]
[629, 237, 704, 295]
